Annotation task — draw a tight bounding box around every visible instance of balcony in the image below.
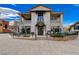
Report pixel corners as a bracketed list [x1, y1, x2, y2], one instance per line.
[50, 20, 60, 23]
[50, 20, 60, 26]
[21, 20, 31, 26]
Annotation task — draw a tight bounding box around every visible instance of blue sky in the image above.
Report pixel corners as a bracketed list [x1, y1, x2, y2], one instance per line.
[0, 4, 79, 26]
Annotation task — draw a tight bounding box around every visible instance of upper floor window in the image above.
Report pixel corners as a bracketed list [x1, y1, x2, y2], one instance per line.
[36, 11, 44, 22]
[51, 16, 56, 20]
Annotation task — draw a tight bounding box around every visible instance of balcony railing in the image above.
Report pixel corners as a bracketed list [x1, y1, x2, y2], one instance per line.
[50, 20, 60, 24]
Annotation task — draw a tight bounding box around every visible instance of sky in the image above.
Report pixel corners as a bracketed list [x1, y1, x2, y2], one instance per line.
[0, 4, 79, 26]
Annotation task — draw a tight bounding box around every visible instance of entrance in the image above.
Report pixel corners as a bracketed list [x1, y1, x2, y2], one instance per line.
[38, 26, 44, 35]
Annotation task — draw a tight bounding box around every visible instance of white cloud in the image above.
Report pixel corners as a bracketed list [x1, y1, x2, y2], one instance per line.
[64, 23, 74, 27]
[0, 7, 20, 21]
[9, 20, 15, 25]
[73, 4, 79, 7]
[0, 7, 20, 13]
[7, 14, 19, 17]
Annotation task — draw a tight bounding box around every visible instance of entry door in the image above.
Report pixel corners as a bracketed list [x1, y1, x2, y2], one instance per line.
[38, 26, 43, 35]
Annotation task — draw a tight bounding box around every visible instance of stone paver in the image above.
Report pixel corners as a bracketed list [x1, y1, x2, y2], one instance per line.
[0, 33, 79, 55]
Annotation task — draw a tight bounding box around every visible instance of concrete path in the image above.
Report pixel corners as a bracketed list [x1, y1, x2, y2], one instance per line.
[0, 33, 79, 55]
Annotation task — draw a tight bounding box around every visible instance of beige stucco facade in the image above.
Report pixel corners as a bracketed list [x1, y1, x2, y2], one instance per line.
[18, 5, 64, 36]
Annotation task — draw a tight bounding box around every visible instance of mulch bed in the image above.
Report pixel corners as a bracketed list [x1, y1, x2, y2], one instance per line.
[11, 35, 78, 41]
[50, 35, 78, 41]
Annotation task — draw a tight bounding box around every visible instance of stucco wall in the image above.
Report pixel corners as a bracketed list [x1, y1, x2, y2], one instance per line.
[44, 12, 51, 32]
[31, 12, 37, 33]
[60, 14, 63, 32]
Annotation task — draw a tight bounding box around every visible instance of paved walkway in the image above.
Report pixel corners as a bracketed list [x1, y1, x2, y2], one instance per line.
[0, 33, 79, 55]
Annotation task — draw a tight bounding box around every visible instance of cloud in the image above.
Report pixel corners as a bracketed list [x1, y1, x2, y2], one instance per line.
[7, 16, 20, 19]
[64, 23, 74, 27]
[7, 14, 19, 17]
[0, 7, 20, 13]
[73, 4, 79, 7]
[0, 7, 21, 21]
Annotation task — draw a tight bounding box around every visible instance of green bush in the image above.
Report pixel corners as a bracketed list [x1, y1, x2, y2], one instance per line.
[50, 32, 64, 37]
[23, 34, 30, 37]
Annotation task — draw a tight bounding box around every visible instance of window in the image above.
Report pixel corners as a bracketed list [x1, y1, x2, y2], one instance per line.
[74, 26, 79, 30]
[21, 26, 31, 34]
[51, 16, 56, 20]
[21, 28, 25, 34]
[25, 26, 31, 34]
[37, 11, 44, 22]
[53, 26, 61, 33]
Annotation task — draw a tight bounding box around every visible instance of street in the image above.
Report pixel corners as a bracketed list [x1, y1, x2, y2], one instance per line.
[0, 33, 79, 55]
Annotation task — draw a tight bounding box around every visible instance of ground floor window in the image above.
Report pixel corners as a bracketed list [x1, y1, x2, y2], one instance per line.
[51, 26, 61, 33]
[74, 26, 79, 30]
[21, 26, 31, 34]
[54, 28, 60, 32]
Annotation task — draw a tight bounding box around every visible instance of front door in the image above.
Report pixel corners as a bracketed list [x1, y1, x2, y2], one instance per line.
[38, 26, 43, 35]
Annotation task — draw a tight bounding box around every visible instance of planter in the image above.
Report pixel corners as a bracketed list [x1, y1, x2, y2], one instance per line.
[64, 35, 77, 41]
[23, 34, 30, 37]
[52, 35, 77, 41]
[53, 37, 64, 41]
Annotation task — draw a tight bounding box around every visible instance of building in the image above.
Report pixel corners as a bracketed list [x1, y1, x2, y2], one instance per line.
[0, 19, 11, 33]
[0, 20, 3, 32]
[18, 5, 64, 36]
[69, 22, 79, 32]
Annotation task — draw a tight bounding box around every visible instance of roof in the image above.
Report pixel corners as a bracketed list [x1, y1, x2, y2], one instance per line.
[52, 12, 64, 14]
[18, 13, 31, 20]
[69, 22, 79, 30]
[18, 12, 63, 20]
[30, 4, 52, 12]
[70, 22, 79, 27]
[51, 12, 63, 19]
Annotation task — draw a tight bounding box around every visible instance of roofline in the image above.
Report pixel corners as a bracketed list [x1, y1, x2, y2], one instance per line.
[29, 4, 52, 12]
[69, 21, 79, 30]
[52, 12, 64, 14]
[71, 22, 79, 26]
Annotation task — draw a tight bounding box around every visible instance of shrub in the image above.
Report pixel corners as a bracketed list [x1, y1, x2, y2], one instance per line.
[23, 34, 30, 37]
[64, 31, 78, 36]
[50, 32, 64, 37]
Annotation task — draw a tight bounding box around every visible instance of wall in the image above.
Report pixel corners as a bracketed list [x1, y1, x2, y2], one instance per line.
[44, 11, 51, 32]
[31, 12, 37, 34]
[3, 21, 11, 33]
[0, 20, 3, 32]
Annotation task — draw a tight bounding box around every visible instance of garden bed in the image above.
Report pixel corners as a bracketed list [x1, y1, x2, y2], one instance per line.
[51, 35, 77, 41]
[50, 32, 78, 41]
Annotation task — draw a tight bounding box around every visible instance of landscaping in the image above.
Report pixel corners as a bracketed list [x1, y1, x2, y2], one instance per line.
[50, 31, 78, 41]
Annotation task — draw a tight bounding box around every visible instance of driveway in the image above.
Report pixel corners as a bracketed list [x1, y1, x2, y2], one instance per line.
[0, 33, 79, 55]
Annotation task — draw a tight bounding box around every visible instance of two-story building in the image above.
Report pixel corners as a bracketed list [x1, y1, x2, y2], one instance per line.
[18, 5, 64, 36]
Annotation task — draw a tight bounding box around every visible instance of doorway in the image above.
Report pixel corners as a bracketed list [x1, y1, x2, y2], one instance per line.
[38, 26, 44, 35]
